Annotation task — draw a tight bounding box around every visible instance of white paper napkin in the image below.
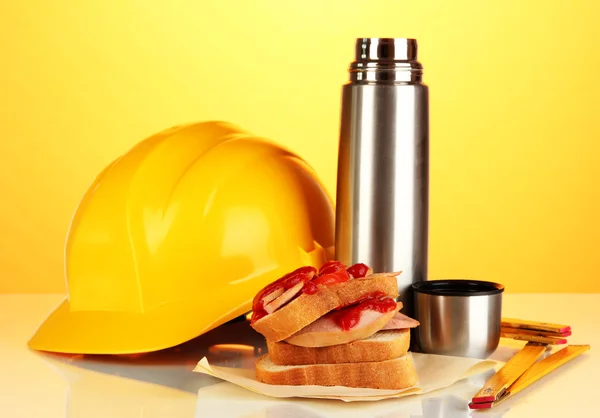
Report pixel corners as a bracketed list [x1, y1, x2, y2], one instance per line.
[193, 352, 498, 402]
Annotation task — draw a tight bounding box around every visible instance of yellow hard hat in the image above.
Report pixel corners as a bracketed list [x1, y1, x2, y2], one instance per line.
[28, 121, 335, 354]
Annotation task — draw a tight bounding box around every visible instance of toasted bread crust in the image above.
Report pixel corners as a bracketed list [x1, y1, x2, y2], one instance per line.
[255, 352, 417, 390]
[250, 274, 399, 342]
[267, 329, 410, 365]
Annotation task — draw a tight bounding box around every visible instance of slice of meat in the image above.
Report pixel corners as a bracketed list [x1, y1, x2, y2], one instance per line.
[381, 312, 420, 330]
[261, 287, 284, 305]
[264, 281, 304, 314]
[284, 302, 401, 347]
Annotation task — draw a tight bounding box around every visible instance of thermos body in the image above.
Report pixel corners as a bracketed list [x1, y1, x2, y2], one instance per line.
[335, 38, 429, 318]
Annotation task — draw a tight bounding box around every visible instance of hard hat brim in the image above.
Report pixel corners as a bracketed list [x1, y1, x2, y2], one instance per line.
[27, 296, 253, 355]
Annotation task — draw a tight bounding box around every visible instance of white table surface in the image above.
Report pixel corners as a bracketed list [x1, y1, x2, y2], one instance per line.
[0, 294, 597, 417]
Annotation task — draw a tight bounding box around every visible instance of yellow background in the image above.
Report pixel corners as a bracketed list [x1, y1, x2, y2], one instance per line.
[1, 0, 598, 293]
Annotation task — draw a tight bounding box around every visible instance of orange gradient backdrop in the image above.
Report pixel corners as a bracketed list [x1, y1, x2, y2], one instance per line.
[1, 0, 599, 293]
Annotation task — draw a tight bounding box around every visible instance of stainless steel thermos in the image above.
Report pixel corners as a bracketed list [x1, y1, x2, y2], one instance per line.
[334, 38, 429, 318]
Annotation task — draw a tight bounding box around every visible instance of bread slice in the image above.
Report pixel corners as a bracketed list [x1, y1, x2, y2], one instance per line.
[267, 329, 410, 365]
[255, 351, 417, 390]
[251, 273, 399, 342]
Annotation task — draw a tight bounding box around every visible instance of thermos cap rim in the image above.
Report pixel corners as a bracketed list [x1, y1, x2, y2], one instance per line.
[412, 280, 505, 297]
[355, 38, 418, 62]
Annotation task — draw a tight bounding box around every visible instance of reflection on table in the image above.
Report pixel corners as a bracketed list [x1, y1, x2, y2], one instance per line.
[32, 315, 532, 418]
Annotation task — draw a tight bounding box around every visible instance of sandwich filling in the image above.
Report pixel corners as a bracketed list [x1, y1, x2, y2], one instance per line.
[283, 296, 401, 347]
[251, 261, 373, 323]
[381, 311, 421, 330]
[328, 292, 398, 331]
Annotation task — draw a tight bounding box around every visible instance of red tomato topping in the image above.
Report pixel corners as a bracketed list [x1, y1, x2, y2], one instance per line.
[302, 281, 319, 295]
[251, 261, 374, 321]
[347, 263, 370, 278]
[312, 269, 350, 286]
[251, 266, 316, 322]
[318, 260, 346, 276]
[328, 293, 397, 331]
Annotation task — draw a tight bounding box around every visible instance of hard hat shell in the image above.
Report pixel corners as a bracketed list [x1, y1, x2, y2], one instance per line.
[28, 121, 335, 354]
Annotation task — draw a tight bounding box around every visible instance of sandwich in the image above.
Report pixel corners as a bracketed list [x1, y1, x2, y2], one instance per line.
[249, 260, 420, 390]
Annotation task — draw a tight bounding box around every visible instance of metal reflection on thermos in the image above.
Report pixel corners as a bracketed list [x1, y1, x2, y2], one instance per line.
[334, 38, 429, 318]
